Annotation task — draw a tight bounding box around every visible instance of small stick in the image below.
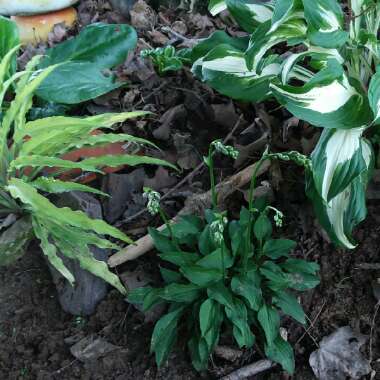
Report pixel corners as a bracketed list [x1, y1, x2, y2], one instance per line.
[214, 346, 243, 362]
[219, 359, 275, 380]
[108, 159, 270, 267]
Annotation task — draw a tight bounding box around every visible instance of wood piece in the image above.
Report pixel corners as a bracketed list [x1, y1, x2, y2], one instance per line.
[108, 160, 270, 267]
[220, 359, 274, 380]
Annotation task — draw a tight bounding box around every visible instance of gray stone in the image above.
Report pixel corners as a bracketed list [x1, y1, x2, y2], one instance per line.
[47, 192, 108, 316]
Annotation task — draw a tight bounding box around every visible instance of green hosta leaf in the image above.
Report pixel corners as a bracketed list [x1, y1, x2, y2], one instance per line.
[270, 60, 372, 129]
[198, 225, 216, 256]
[270, 0, 303, 32]
[273, 291, 306, 324]
[0, 16, 19, 74]
[368, 66, 380, 124]
[127, 286, 153, 304]
[161, 283, 201, 303]
[80, 154, 177, 171]
[208, 0, 227, 15]
[226, 0, 274, 32]
[197, 247, 234, 270]
[257, 303, 280, 345]
[199, 298, 222, 351]
[265, 336, 295, 374]
[40, 23, 137, 69]
[231, 274, 263, 311]
[254, 214, 272, 241]
[30, 178, 109, 197]
[288, 272, 320, 291]
[246, 18, 307, 72]
[143, 288, 165, 311]
[225, 298, 255, 348]
[180, 265, 223, 287]
[311, 127, 371, 202]
[260, 261, 291, 291]
[188, 333, 209, 372]
[36, 61, 122, 104]
[159, 251, 200, 267]
[207, 281, 235, 309]
[192, 44, 280, 102]
[32, 217, 74, 285]
[160, 267, 183, 284]
[149, 227, 177, 253]
[7, 178, 133, 244]
[263, 239, 296, 259]
[0, 217, 32, 266]
[302, 0, 348, 48]
[280, 258, 320, 275]
[151, 306, 185, 367]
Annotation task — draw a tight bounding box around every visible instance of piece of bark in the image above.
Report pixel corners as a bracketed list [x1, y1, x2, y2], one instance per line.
[108, 160, 270, 267]
[220, 359, 274, 380]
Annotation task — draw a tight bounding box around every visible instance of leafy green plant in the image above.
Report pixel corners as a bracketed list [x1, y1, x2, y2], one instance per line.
[181, 0, 380, 250]
[0, 40, 175, 293]
[129, 142, 319, 373]
[141, 46, 190, 75]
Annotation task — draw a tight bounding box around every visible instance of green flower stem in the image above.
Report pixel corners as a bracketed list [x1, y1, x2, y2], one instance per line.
[221, 243, 226, 280]
[159, 208, 181, 251]
[208, 145, 217, 210]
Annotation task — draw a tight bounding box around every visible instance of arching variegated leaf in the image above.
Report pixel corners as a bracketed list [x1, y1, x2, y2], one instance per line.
[226, 0, 274, 32]
[307, 139, 373, 249]
[270, 0, 304, 32]
[368, 67, 380, 124]
[208, 0, 227, 15]
[303, 0, 348, 48]
[245, 18, 307, 72]
[270, 60, 372, 129]
[311, 127, 370, 202]
[192, 44, 280, 102]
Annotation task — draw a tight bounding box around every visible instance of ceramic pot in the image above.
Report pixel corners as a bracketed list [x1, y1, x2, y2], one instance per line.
[0, 0, 78, 16]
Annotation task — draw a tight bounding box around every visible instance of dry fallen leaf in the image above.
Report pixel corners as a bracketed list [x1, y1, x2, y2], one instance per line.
[309, 326, 371, 380]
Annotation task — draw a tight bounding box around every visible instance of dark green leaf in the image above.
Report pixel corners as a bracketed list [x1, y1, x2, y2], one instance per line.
[254, 214, 272, 240]
[151, 306, 185, 367]
[161, 283, 201, 303]
[198, 225, 216, 255]
[199, 299, 222, 350]
[149, 227, 178, 253]
[197, 247, 234, 270]
[0, 16, 18, 73]
[263, 239, 296, 259]
[257, 304, 280, 345]
[127, 286, 153, 304]
[260, 261, 290, 291]
[160, 267, 183, 284]
[40, 23, 137, 69]
[36, 62, 122, 104]
[159, 251, 200, 267]
[231, 274, 262, 311]
[265, 336, 295, 374]
[280, 258, 320, 274]
[207, 282, 235, 309]
[143, 288, 165, 311]
[273, 291, 306, 324]
[180, 265, 223, 287]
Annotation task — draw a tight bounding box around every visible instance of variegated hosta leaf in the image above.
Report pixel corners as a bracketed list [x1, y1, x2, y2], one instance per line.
[0, 216, 32, 266]
[270, 0, 304, 33]
[208, 0, 228, 15]
[368, 67, 380, 124]
[270, 60, 372, 129]
[192, 44, 280, 102]
[224, 0, 274, 32]
[308, 132, 373, 249]
[311, 127, 371, 202]
[245, 18, 307, 72]
[302, 0, 348, 48]
[6, 178, 133, 244]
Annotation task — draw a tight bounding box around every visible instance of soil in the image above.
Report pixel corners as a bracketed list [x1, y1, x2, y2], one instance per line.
[1, 0, 380, 379]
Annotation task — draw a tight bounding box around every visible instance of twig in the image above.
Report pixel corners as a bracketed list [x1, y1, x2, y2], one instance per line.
[108, 159, 270, 267]
[369, 301, 380, 362]
[214, 346, 243, 362]
[219, 359, 275, 380]
[128, 82, 167, 111]
[161, 26, 201, 47]
[118, 115, 244, 225]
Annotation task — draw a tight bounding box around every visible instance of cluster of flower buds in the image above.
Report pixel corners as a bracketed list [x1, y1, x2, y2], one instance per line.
[210, 213, 228, 244]
[267, 206, 284, 228]
[143, 187, 161, 216]
[212, 140, 239, 160]
[268, 151, 312, 171]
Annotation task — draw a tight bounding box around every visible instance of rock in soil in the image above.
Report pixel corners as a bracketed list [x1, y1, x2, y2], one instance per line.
[47, 192, 109, 316]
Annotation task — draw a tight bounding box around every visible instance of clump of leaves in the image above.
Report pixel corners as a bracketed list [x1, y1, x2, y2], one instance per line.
[181, 0, 380, 250]
[0, 34, 175, 293]
[141, 46, 190, 75]
[129, 142, 319, 372]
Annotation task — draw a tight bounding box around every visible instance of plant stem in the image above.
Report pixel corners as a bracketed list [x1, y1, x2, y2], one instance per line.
[208, 145, 217, 210]
[221, 243, 226, 280]
[159, 208, 181, 251]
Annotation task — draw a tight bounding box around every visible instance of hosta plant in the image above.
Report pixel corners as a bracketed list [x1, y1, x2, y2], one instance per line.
[184, 0, 380, 249]
[0, 44, 175, 293]
[129, 142, 319, 373]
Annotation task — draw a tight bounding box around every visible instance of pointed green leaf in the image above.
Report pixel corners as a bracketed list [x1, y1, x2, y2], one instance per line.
[273, 291, 306, 324]
[257, 303, 280, 344]
[231, 274, 263, 311]
[180, 265, 223, 287]
[161, 283, 201, 303]
[265, 336, 295, 374]
[263, 239, 296, 259]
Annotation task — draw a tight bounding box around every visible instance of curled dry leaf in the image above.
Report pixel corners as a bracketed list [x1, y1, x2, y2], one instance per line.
[309, 326, 371, 380]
